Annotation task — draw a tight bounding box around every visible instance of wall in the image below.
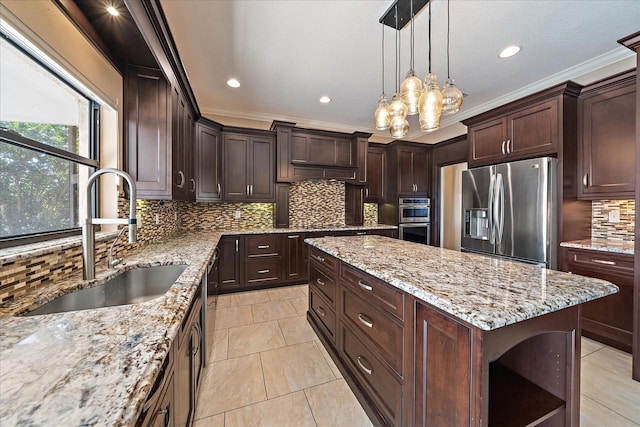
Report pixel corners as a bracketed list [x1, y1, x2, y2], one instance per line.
[591, 199, 635, 241]
[440, 163, 467, 251]
[289, 180, 345, 228]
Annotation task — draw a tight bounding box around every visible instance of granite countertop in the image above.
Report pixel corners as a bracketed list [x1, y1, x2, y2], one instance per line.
[213, 224, 397, 235]
[306, 235, 619, 331]
[560, 238, 635, 255]
[0, 231, 222, 426]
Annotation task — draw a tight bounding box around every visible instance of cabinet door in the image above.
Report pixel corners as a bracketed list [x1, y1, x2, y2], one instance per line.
[125, 66, 170, 199]
[148, 373, 175, 427]
[397, 149, 416, 196]
[414, 301, 472, 426]
[284, 234, 307, 282]
[222, 134, 249, 200]
[579, 83, 636, 198]
[184, 109, 196, 201]
[468, 117, 507, 166]
[248, 136, 275, 201]
[172, 87, 187, 200]
[412, 150, 430, 196]
[508, 99, 558, 159]
[218, 236, 241, 289]
[365, 146, 386, 202]
[196, 123, 222, 202]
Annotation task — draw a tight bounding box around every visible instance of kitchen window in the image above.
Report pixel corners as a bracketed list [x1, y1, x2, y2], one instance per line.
[0, 34, 99, 247]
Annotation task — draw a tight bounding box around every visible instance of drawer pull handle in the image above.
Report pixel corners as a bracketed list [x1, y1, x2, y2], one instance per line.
[258, 269, 270, 274]
[288, 235, 299, 239]
[357, 313, 374, 328]
[591, 259, 616, 266]
[357, 356, 373, 375]
[257, 245, 270, 249]
[358, 280, 373, 291]
[316, 278, 325, 286]
[316, 255, 325, 262]
[356, 232, 366, 235]
[317, 307, 326, 317]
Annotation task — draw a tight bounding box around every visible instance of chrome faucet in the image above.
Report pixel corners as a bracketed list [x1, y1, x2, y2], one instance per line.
[82, 168, 137, 280]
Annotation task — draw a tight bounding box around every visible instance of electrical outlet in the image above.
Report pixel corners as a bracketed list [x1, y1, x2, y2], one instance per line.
[234, 210, 242, 219]
[608, 209, 620, 223]
[136, 214, 143, 229]
[155, 213, 160, 225]
[174, 210, 178, 221]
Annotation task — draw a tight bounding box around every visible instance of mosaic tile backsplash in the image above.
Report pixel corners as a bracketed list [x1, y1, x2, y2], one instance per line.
[289, 180, 346, 228]
[591, 199, 635, 242]
[364, 203, 379, 227]
[180, 202, 274, 231]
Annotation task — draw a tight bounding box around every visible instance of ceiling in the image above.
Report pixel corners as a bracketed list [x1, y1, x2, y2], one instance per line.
[159, 0, 639, 144]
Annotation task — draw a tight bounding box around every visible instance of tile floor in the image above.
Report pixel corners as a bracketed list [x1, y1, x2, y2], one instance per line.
[195, 285, 640, 426]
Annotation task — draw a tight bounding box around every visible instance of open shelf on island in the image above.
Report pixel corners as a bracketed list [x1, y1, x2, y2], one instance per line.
[489, 362, 565, 427]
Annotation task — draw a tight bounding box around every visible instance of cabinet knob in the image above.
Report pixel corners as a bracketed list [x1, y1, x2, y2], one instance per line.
[316, 307, 326, 317]
[177, 171, 185, 188]
[583, 173, 589, 188]
[257, 245, 270, 249]
[217, 183, 221, 196]
[257, 269, 270, 274]
[316, 278, 325, 286]
[190, 178, 196, 192]
[501, 141, 506, 155]
[357, 280, 373, 291]
[357, 313, 374, 328]
[365, 187, 369, 198]
[506, 139, 511, 154]
[357, 356, 373, 375]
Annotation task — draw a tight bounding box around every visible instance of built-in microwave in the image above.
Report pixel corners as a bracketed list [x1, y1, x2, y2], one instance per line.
[399, 198, 430, 223]
[399, 223, 431, 245]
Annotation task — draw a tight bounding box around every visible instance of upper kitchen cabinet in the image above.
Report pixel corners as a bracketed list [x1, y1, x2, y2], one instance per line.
[195, 119, 223, 202]
[171, 86, 196, 201]
[463, 82, 582, 167]
[386, 142, 431, 199]
[222, 130, 275, 202]
[578, 69, 636, 199]
[365, 143, 387, 203]
[271, 121, 370, 183]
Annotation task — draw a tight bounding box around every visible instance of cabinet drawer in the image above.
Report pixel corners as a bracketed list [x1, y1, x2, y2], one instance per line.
[310, 289, 336, 343]
[309, 265, 336, 306]
[309, 247, 338, 275]
[340, 324, 403, 426]
[566, 249, 633, 275]
[244, 258, 283, 284]
[342, 288, 403, 376]
[341, 264, 404, 320]
[246, 234, 281, 257]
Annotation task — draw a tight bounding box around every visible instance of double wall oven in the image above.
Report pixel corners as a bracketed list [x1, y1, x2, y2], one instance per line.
[398, 198, 430, 245]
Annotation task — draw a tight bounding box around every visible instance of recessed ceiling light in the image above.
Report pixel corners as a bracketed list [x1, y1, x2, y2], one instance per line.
[106, 6, 120, 16]
[499, 45, 521, 59]
[227, 78, 240, 88]
[319, 96, 331, 104]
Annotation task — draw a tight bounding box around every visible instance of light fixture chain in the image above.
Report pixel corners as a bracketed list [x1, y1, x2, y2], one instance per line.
[428, 1, 432, 74]
[395, 5, 399, 92]
[382, 24, 385, 94]
[447, 0, 451, 78]
[410, 0, 415, 70]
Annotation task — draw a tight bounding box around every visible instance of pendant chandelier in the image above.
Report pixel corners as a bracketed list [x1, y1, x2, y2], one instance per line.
[373, 0, 463, 137]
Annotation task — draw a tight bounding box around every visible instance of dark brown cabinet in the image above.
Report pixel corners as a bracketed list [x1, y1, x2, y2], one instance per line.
[243, 234, 283, 286]
[364, 144, 387, 203]
[283, 233, 307, 282]
[137, 344, 175, 427]
[222, 132, 275, 202]
[345, 185, 364, 226]
[218, 235, 241, 291]
[578, 70, 636, 199]
[386, 142, 431, 199]
[195, 120, 222, 202]
[171, 86, 195, 201]
[565, 247, 634, 352]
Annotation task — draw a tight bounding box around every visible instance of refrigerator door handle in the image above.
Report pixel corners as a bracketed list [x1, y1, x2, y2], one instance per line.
[488, 174, 496, 244]
[495, 173, 505, 244]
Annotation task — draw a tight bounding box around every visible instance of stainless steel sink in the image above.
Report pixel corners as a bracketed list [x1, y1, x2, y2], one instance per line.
[25, 264, 188, 316]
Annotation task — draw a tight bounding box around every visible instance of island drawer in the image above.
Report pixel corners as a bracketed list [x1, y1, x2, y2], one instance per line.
[245, 234, 281, 257]
[341, 263, 404, 320]
[341, 288, 404, 376]
[244, 258, 283, 285]
[309, 247, 339, 275]
[339, 324, 403, 426]
[565, 249, 633, 275]
[309, 289, 336, 343]
[309, 265, 336, 306]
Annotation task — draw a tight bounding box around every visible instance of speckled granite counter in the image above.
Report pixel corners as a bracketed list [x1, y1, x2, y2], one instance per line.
[560, 238, 634, 255]
[0, 231, 222, 426]
[306, 235, 618, 331]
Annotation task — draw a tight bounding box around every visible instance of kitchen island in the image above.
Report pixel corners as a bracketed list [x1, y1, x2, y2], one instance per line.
[305, 235, 619, 427]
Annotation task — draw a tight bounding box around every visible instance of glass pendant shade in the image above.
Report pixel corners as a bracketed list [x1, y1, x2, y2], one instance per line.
[374, 94, 391, 130]
[390, 116, 409, 138]
[388, 93, 408, 121]
[400, 70, 422, 115]
[418, 73, 443, 132]
[441, 78, 463, 115]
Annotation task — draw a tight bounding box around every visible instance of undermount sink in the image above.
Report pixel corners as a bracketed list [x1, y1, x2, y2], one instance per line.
[25, 264, 188, 316]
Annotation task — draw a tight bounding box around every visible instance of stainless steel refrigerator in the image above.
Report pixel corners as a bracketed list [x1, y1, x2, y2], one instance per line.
[461, 157, 557, 268]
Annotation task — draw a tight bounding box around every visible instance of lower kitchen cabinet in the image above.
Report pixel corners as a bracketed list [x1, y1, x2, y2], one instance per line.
[564, 248, 634, 352]
[218, 235, 241, 291]
[284, 233, 307, 282]
[136, 344, 175, 427]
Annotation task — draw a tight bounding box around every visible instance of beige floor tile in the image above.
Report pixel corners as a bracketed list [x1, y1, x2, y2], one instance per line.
[261, 341, 336, 398]
[583, 346, 633, 377]
[193, 413, 225, 427]
[251, 300, 297, 323]
[581, 336, 605, 357]
[216, 294, 232, 309]
[278, 315, 317, 346]
[195, 353, 267, 418]
[207, 329, 228, 362]
[214, 305, 253, 330]
[305, 379, 373, 427]
[581, 358, 640, 423]
[267, 286, 307, 301]
[228, 321, 286, 358]
[288, 296, 309, 315]
[314, 340, 342, 379]
[580, 395, 639, 427]
[225, 391, 317, 427]
[230, 289, 271, 307]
